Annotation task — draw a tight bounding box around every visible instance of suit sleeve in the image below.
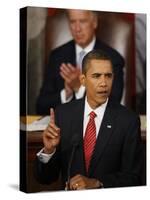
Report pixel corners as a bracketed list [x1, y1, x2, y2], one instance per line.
[100, 116, 144, 188]
[110, 55, 124, 102]
[34, 107, 62, 185]
[36, 52, 64, 115]
[34, 150, 61, 184]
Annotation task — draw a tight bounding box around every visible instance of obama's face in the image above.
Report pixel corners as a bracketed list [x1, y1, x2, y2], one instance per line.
[80, 59, 113, 109]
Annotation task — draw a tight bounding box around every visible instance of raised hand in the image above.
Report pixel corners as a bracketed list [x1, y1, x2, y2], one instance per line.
[43, 108, 60, 154]
[60, 63, 81, 92]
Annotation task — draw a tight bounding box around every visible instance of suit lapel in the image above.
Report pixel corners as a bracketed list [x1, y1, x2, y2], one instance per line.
[69, 41, 76, 66]
[93, 38, 102, 50]
[89, 101, 117, 175]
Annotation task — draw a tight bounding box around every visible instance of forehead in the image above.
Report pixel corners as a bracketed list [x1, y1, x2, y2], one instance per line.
[86, 59, 113, 74]
[68, 10, 93, 19]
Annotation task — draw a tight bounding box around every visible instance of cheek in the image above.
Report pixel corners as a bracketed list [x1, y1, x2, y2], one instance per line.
[87, 81, 96, 91]
[108, 81, 113, 88]
[70, 27, 77, 35]
[86, 24, 95, 32]
[85, 29, 92, 37]
[82, 25, 91, 33]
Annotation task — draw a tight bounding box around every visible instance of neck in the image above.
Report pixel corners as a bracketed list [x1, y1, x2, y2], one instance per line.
[86, 99, 100, 110]
[76, 36, 96, 49]
[86, 97, 108, 110]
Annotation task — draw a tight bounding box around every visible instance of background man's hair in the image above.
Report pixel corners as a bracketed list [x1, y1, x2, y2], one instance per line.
[82, 49, 113, 74]
[66, 9, 98, 19]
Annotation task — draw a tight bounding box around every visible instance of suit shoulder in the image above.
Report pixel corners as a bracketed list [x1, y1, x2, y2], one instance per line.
[95, 39, 125, 66]
[55, 99, 83, 113]
[115, 103, 139, 122]
[51, 40, 74, 55]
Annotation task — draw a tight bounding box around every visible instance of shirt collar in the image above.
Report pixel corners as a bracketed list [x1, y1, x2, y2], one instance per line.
[76, 36, 96, 55]
[84, 96, 108, 118]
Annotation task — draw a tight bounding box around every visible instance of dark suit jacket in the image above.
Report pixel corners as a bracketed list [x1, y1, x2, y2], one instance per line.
[35, 98, 143, 189]
[36, 39, 125, 115]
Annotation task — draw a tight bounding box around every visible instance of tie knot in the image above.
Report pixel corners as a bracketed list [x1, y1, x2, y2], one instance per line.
[89, 111, 96, 120]
[79, 50, 86, 57]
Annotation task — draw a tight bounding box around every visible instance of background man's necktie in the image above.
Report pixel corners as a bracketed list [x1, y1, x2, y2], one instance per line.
[84, 111, 97, 172]
[77, 50, 86, 70]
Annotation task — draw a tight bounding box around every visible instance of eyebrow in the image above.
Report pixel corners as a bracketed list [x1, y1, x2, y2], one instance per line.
[91, 72, 113, 76]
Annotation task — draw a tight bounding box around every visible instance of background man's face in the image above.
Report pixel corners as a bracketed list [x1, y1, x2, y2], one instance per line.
[68, 10, 97, 48]
[81, 59, 113, 109]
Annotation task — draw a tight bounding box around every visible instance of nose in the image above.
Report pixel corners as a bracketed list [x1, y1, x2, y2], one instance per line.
[74, 22, 81, 32]
[99, 75, 107, 87]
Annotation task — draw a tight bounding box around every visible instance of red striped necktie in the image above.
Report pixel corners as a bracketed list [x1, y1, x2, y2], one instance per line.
[84, 111, 97, 173]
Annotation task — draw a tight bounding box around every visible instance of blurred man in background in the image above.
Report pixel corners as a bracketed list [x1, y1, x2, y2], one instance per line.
[36, 9, 124, 115]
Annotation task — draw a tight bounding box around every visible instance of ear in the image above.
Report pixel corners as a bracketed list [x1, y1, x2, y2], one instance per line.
[79, 74, 86, 87]
[94, 18, 98, 29]
[93, 14, 98, 29]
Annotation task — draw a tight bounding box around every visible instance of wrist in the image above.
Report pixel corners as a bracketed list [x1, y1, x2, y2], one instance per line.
[43, 147, 55, 154]
[73, 84, 81, 92]
[65, 90, 73, 100]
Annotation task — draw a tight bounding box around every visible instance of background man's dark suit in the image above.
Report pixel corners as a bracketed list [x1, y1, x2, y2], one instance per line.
[35, 98, 143, 188]
[36, 39, 124, 115]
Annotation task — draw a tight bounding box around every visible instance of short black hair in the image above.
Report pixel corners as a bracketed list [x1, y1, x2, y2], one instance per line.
[82, 49, 113, 74]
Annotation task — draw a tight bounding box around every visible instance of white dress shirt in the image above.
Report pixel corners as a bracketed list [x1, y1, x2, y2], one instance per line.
[60, 37, 96, 103]
[37, 97, 108, 163]
[83, 97, 108, 138]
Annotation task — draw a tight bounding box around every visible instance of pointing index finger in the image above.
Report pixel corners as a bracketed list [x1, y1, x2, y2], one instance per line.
[50, 108, 55, 124]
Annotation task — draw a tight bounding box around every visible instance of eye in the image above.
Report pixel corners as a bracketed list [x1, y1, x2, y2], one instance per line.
[80, 19, 87, 24]
[69, 20, 75, 25]
[91, 73, 100, 78]
[105, 73, 113, 78]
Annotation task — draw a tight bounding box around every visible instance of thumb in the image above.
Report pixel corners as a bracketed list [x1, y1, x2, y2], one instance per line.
[50, 108, 55, 124]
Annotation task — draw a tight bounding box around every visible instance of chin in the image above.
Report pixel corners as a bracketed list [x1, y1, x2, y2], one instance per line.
[76, 40, 86, 47]
[97, 98, 107, 105]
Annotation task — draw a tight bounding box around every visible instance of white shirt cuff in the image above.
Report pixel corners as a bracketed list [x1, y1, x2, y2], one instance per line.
[60, 89, 73, 103]
[37, 148, 56, 163]
[75, 85, 85, 99]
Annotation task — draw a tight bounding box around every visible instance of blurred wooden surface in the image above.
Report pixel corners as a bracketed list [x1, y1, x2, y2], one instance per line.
[26, 131, 62, 192]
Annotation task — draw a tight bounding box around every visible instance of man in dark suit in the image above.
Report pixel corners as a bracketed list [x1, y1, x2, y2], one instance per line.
[35, 49, 143, 190]
[36, 9, 124, 115]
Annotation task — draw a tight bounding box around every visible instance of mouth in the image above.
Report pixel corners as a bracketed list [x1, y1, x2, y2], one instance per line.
[96, 91, 108, 96]
[75, 34, 83, 39]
